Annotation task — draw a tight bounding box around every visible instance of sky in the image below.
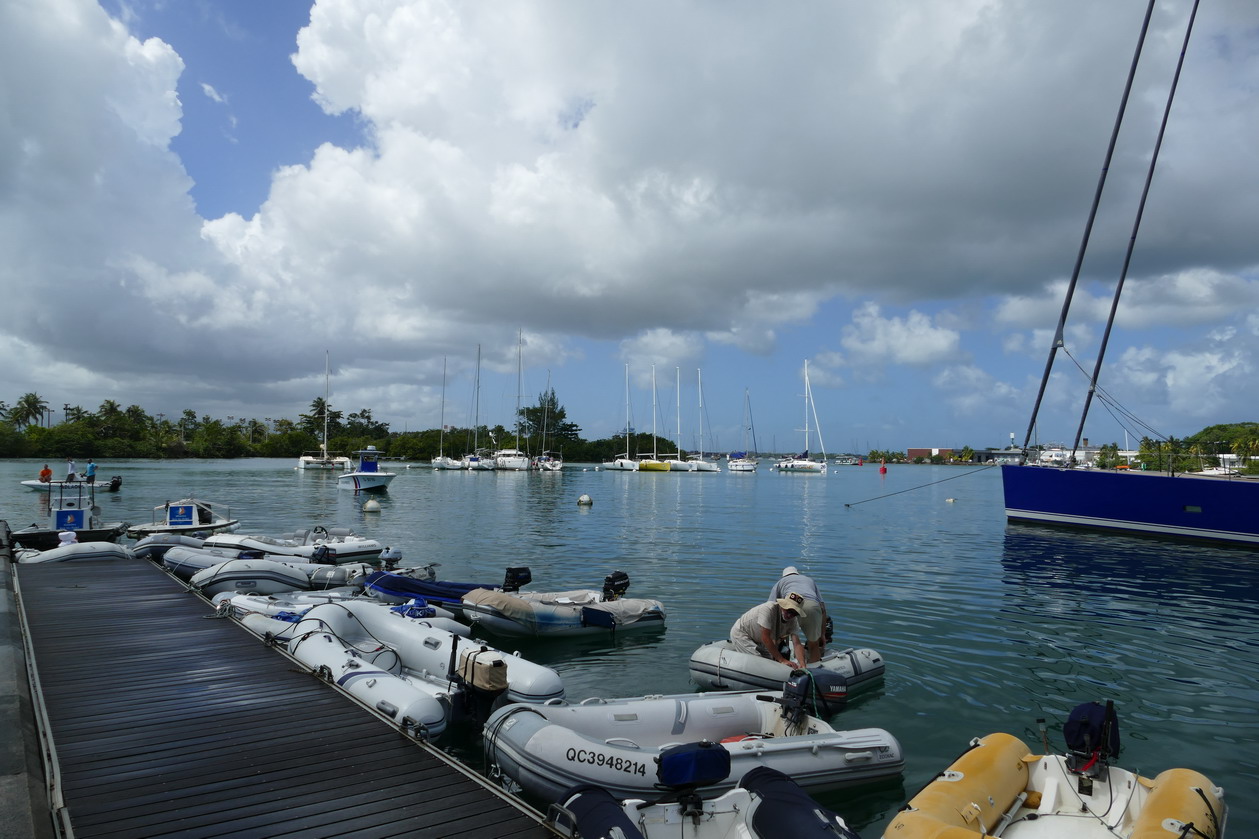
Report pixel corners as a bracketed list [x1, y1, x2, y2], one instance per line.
[2, 0, 1258, 455]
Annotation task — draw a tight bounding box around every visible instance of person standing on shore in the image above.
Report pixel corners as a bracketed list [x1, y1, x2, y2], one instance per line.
[85, 459, 97, 484]
[769, 566, 829, 663]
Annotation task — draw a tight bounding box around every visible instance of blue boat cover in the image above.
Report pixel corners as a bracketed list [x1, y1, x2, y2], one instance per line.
[557, 785, 645, 839]
[740, 766, 860, 838]
[364, 571, 494, 606]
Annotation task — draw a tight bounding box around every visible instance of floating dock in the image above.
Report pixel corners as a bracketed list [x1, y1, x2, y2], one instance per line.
[1, 522, 557, 838]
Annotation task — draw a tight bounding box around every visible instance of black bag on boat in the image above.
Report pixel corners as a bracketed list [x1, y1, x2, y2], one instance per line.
[553, 784, 646, 839]
[1063, 700, 1120, 759]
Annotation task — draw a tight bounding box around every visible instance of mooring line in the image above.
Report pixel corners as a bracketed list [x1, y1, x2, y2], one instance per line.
[843, 464, 1000, 508]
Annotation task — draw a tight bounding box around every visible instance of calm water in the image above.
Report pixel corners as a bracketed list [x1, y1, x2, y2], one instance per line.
[3, 458, 1255, 835]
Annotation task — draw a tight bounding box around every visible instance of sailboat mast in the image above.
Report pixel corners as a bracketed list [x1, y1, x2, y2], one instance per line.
[473, 344, 481, 450]
[515, 329, 523, 451]
[697, 368, 704, 457]
[323, 351, 330, 456]
[1020, 0, 1155, 451]
[675, 366, 682, 457]
[803, 360, 811, 456]
[652, 365, 658, 459]
[438, 356, 447, 458]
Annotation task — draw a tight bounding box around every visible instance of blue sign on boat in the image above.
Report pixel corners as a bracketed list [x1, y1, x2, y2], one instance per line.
[168, 504, 195, 526]
[55, 509, 85, 530]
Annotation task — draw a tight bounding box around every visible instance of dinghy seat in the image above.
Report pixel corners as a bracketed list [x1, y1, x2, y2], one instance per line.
[1063, 700, 1120, 779]
[740, 766, 861, 838]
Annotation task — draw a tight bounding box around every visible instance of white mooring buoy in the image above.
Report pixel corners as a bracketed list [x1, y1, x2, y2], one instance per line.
[577, 494, 593, 506]
[362, 498, 381, 512]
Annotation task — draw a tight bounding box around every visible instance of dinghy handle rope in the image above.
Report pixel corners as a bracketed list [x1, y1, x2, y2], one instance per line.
[842, 465, 998, 509]
[483, 706, 546, 782]
[1190, 785, 1223, 839]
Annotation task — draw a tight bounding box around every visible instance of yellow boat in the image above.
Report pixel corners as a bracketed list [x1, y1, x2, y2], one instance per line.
[885, 731, 1226, 839]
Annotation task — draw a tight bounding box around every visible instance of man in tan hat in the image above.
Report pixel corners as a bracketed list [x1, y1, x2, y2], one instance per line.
[729, 594, 807, 668]
[770, 566, 829, 663]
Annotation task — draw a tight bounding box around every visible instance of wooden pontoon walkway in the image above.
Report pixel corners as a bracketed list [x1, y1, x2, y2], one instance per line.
[7, 541, 556, 838]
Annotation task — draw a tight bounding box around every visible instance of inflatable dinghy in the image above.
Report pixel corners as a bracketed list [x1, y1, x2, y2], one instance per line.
[689, 642, 885, 712]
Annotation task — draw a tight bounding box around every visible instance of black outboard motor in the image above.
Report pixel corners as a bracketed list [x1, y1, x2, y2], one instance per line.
[603, 570, 630, 601]
[503, 566, 532, 592]
[740, 766, 861, 838]
[310, 544, 336, 565]
[107, 475, 123, 492]
[1063, 700, 1120, 794]
[770, 668, 848, 721]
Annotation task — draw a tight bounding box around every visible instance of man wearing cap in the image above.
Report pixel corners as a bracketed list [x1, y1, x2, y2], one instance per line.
[770, 566, 828, 663]
[729, 595, 807, 669]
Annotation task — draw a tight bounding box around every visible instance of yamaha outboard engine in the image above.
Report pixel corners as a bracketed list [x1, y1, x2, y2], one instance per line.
[1063, 700, 1120, 793]
[107, 475, 123, 492]
[503, 566, 532, 592]
[602, 570, 630, 601]
[777, 669, 848, 724]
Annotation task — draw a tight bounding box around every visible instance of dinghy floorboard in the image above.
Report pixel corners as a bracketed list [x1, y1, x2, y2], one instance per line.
[8, 548, 554, 839]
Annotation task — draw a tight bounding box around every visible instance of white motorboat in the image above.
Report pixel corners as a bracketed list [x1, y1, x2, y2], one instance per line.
[188, 557, 314, 596]
[240, 600, 564, 737]
[483, 674, 904, 804]
[218, 591, 469, 637]
[161, 545, 243, 580]
[492, 448, 531, 471]
[132, 533, 205, 561]
[550, 765, 862, 839]
[689, 642, 885, 712]
[337, 446, 397, 493]
[883, 702, 1226, 839]
[20, 475, 122, 493]
[202, 526, 384, 564]
[10, 481, 128, 550]
[127, 497, 239, 538]
[461, 571, 665, 638]
[16, 542, 134, 563]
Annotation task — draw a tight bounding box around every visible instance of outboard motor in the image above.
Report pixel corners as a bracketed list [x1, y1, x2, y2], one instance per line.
[450, 643, 509, 724]
[771, 668, 847, 725]
[651, 741, 731, 825]
[107, 475, 123, 492]
[310, 544, 336, 565]
[603, 570, 631, 601]
[378, 546, 403, 570]
[503, 566, 532, 592]
[1063, 700, 1120, 794]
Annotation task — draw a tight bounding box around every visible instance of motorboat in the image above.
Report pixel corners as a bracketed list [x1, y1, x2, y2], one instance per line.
[689, 642, 885, 712]
[883, 702, 1226, 839]
[161, 544, 246, 580]
[462, 571, 666, 638]
[16, 542, 134, 563]
[217, 591, 469, 637]
[10, 482, 128, 550]
[188, 557, 318, 597]
[202, 526, 384, 564]
[363, 565, 520, 609]
[132, 533, 205, 562]
[483, 672, 904, 804]
[20, 475, 122, 493]
[126, 498, 239, 538]
[241, 600, 565, 736]
[550, 765, 862, 839]
[727, 454, 758, 472]
[337, 446, 397, 493]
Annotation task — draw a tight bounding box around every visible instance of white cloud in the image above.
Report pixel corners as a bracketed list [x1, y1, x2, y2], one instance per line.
[840, 302, 966, 368]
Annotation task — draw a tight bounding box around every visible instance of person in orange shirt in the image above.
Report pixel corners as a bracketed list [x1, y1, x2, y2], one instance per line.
[38, 464, 53, 483]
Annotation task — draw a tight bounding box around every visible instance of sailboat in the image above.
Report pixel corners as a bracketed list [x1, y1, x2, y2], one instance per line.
[432, 357, 461, 470]
[777, 360, 826, 473]
[532, 371, 563, 471]
[494, 331, 531, 471]
[1001, 2, 1259, 546]
[636, 365, 670, 472]
[728, 388, 759, 472]
[604, 364, 639, 471]
[297, 352, 351, 471]
[663, 367, 692, 471]
[461, 345, 494, 470]
[687, 369, 721, 472]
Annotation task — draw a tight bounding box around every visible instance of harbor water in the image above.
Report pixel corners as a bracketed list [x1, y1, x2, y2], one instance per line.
[3, 458, 1254, 835]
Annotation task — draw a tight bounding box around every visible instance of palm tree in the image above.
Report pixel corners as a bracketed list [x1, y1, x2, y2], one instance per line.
[10, 392, 48, 428]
